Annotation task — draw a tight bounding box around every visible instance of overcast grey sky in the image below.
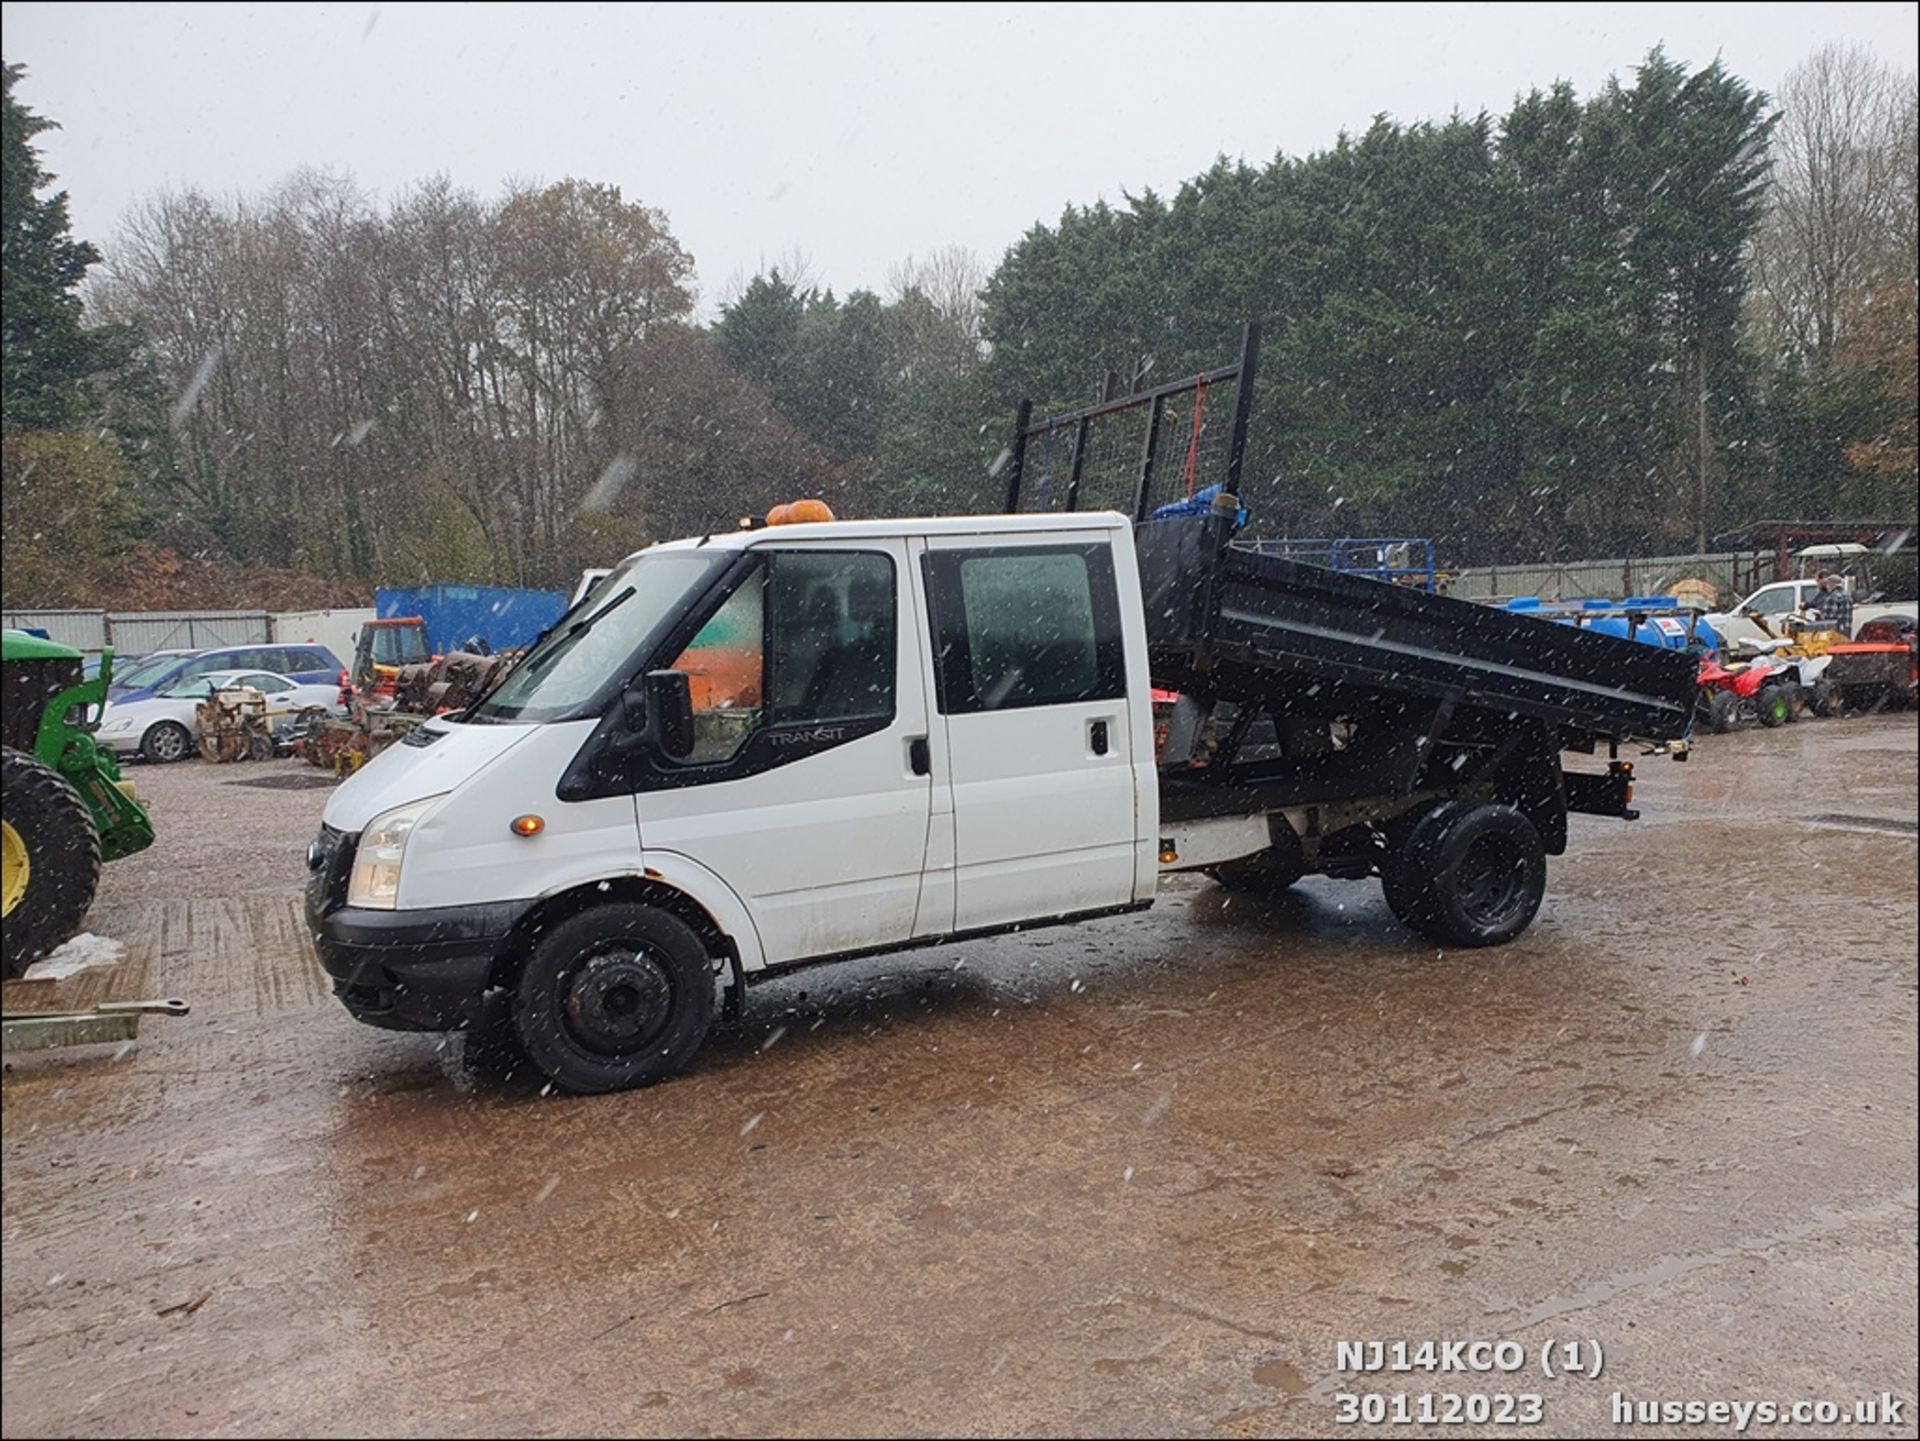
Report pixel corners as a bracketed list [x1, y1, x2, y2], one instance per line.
[5, 1, 1916, 314]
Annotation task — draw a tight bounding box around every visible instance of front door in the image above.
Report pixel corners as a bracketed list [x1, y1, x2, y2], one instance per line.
[919, 535, 1139, 933]
[634, 541, 936, 965]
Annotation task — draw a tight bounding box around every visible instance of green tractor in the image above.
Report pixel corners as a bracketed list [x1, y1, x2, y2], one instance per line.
[2, 631, 156, 978]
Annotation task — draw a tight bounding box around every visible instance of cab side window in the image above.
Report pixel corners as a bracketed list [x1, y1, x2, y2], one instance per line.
[769, 552, 895, 725]
[668, 570, 767, 765]
[923, 545, 1124, 713]
[662, 549, 896, 767]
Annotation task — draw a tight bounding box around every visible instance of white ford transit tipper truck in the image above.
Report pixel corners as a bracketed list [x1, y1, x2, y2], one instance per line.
[307, 502, 1697, 1093]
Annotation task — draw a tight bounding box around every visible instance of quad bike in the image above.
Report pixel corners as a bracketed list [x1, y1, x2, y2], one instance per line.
[1695, 654, 1804, 732]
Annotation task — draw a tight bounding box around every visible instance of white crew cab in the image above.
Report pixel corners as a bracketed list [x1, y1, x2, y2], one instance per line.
[308, 509, 1682, 1093]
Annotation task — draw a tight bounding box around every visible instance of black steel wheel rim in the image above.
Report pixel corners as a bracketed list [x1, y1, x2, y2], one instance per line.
[1454, 831, 1529, 929]
[561, 945, 675, 1056]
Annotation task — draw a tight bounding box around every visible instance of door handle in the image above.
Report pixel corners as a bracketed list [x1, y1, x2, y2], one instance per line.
[908, 736, 931, 775]
[1089, 719, 1109, 756]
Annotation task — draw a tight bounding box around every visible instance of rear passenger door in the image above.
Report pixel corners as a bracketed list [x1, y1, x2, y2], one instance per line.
[920, 535, 1138, 933]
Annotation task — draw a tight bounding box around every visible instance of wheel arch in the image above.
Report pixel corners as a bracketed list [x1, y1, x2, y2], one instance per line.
[490, 870, 756, 994]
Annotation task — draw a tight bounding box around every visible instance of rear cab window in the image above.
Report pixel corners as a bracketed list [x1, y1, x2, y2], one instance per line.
[921, 544, 1125, 713]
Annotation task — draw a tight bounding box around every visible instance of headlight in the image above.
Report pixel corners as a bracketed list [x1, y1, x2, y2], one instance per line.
[102, 717, 134, 734]
[347, 797, 441, 910]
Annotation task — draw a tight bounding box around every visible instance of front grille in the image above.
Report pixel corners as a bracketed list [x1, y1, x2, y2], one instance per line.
[306, 824, 358, 919]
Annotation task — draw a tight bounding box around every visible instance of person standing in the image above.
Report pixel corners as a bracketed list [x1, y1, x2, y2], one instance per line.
[1807, 573, 1854, 637]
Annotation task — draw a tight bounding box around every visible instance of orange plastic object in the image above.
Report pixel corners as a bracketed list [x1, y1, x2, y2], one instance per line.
[677, 646, 763, 710]
[765, 503, 793, 526]
[785, 498, 835, 524]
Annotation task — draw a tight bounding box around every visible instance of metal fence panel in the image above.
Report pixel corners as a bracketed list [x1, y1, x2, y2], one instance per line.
[105, 611, 272, 657]
[1449, 551, 1772, 606]
[1, 609, 109, 653]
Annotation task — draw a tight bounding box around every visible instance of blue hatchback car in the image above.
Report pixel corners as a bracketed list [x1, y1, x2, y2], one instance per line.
[107, 642, 345, 704]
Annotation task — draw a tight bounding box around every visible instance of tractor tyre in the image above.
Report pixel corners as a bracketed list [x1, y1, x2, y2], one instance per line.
[2, 747, 103, 978]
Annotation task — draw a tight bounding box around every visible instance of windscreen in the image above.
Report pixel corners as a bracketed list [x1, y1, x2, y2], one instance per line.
[467, 551, 726, 724]
[110, 653, 186, 688]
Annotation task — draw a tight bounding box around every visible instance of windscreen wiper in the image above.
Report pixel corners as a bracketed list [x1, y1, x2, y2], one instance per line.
[459, 586, 637, 719]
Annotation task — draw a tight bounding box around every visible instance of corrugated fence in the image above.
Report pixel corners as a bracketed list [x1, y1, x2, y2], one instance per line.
[1446, 550, 1774, 605]
[2, 609, 271, 657]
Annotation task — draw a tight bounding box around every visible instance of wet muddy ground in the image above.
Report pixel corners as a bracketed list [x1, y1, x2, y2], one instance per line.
[4, 718, 1916, 1438]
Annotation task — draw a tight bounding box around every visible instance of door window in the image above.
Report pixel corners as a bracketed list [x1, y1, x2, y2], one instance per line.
[923, 545, 1124, 713]
[669, 570, 767, 765]
[663, 549, 896, 767]
[175, 653, 234, 681]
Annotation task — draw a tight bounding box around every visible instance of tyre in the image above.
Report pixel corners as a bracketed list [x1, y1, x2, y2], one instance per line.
[1756, 684, 1793, 728]
[2, 747, 103, 978]
[1808, 679, 1840, 719]
[1385, 803, 1545, 948]
[1706, 690, 1738, 733]
[511, 903, 715, 1094]
[1380, 801, 1471, 929]
[141, 720, 193, 763]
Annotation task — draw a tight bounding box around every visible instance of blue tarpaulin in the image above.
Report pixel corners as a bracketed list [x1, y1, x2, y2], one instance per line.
[375, 584, 567, 655]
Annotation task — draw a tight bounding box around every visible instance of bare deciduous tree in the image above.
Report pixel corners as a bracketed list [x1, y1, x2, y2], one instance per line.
[1749, 43, 1917, 365]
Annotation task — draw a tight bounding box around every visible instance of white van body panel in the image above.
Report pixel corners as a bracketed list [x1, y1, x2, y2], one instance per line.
[396, 720, 640, 911]
[322, 716, 539, 833]
[631, 849, 768, 973]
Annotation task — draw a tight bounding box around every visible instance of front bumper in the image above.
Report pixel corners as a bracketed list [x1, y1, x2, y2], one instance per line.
[310, 900, 530, 1031]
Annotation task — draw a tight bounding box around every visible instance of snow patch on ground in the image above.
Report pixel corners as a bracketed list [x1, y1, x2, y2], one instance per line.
[24, 934, 127, 980]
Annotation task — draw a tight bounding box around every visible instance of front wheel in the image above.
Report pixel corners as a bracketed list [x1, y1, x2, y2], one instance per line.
[1384, 803, 1545, 949]
[1706, 690, 1738, 733]
[1807, 678, 1840, 718]
[141, 720, 193, 763]
[511, 903, 715, 1094]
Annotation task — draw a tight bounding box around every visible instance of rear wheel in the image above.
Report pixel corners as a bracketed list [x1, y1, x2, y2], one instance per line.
[1384, 803, 1545, 949]
[1757, 683, 1794, 728]
[2, 747, 102, 978]
[511, 903, 715, 1094]
[141, 720, 193, 763]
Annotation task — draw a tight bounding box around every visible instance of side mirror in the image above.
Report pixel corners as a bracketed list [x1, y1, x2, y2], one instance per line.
[645, 669, 694, 761]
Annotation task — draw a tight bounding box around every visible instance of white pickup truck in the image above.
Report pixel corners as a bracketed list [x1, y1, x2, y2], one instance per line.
[307, 506, 1696, 1093]
[1705, 575, 1917, 649]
